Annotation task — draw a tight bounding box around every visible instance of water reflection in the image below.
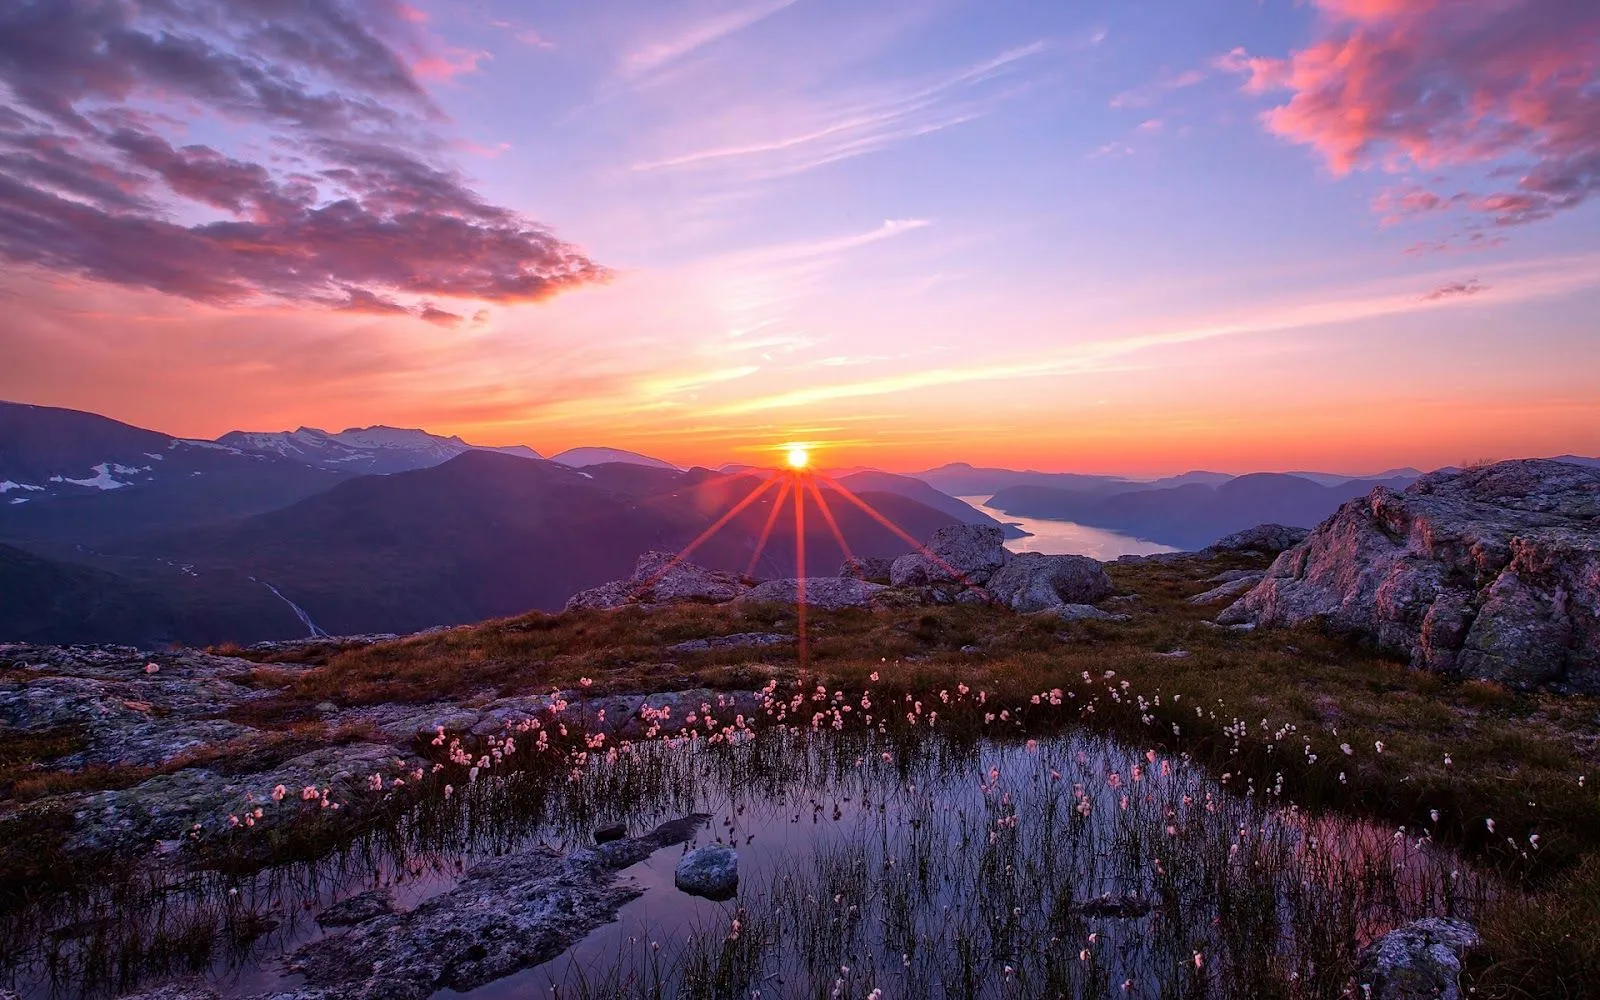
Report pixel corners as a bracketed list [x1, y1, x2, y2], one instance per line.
[959, 497, 1179, 559]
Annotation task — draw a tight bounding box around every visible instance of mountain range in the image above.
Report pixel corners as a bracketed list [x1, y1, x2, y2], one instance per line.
[3, 399, 1596, 645]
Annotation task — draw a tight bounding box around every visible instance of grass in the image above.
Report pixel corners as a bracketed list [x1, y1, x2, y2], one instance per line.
[2, 551, 1593, 998]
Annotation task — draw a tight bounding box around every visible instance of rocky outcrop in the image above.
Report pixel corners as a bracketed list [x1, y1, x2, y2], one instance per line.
[564, 551, 752, 611]
[674, 843, 738, 899]
[290, 815, 710, 1000]
[985, 552, 1114, 612]
[1357, 918, 1480, 1000]
[1208, 524, 1310, 554]
[739, 577, 889, 610]
[1187, 571, 1266, 605]
[889, 524, 1009, 587]
[839, 555, 894, 581]
[1220, 461, 1600, 691]
[667, 632, 790, 654]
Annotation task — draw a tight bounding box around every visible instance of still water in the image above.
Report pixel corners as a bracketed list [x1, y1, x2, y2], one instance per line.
[958, 497, 1179, 559]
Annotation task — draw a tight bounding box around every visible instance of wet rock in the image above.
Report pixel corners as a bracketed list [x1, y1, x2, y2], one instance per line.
[1221, 461, 1600, 691]
[675, 844, 739, 900]
[838, 555, 894, 581]
[1207, 523, 1311, 554]
[1187, 572, 1265, 605]
[565, 552, 751, 611]
[594, 822, 628, 843]
[316, 888, 396, 927]
[290, 815, 709, 1000]
[739, 578, 888, 610]
[1358, 917, 1480, 1000]
[984, 553, 1113, 612]
[889, 524, 1009, 587]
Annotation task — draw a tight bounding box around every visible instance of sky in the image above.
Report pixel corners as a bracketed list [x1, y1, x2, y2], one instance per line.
[1, 0, 1597, 477]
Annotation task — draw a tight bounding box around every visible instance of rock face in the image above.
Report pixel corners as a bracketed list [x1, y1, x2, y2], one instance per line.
[1220, 461, 1600, 691]
[291, 815, 709, 1000]
[739, 578, 888, 610]
[985, 552, 1114, 613]
[1208, 523, 1311, 554]
[889, 524, 1009, 587]
[1187, 571, 1266, 605]
[674, 843, 738, 899]
[564, 551, 752, 611]
[1357, 918, 1480, 1000]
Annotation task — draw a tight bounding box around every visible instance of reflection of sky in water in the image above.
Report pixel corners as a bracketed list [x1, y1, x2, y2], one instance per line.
[958, 497, 1180, 559]
[9, 728, 1477, 1000]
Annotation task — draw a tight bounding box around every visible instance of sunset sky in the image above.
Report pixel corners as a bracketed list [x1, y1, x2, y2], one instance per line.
[2, 0, 1597, 476]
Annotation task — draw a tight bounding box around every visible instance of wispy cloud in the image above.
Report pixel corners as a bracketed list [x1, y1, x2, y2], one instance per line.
[620, 0, 800, 81]
[706, 254, 1600, 414]
[629, 41, 1049, 181]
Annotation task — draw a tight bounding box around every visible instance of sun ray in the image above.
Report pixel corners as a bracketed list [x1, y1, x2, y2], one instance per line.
[793, 472, 808, 670]
[807, 478, 857, 567]
[817, 473, 995, 601]
[745, 478, 793, 577]
[631, 474, 778, 597]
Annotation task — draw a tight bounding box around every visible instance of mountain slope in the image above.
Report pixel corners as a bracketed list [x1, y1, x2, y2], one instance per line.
[0, 402, 351, 550]
[0, 543, 176, 644]
[137, 455, 964, 639]
[834, 471, 1025, 538]
[218, 425, 541, 474]
[549, 447, 678, 470]
[910, 463, 1137, 496]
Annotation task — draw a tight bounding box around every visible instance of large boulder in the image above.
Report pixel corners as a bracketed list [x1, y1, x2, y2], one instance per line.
[739, 578, 888, 610]
[675, 844, 739, 900]
[1357, 918, 1480, 1000]
[565, 552, 750, 611]
[984, 552, 1114, 612]
[1220, 460, 1600, 691]
[838, 555, 893, 581]
[889, 524, 1009, 587]
[1208, 523, 1311, 554]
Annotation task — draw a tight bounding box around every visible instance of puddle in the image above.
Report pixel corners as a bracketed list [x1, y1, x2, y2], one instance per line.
[1, 716, 1484, 999]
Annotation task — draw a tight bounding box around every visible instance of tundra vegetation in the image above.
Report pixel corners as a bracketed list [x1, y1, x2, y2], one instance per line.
[1, 553, 1596, 999]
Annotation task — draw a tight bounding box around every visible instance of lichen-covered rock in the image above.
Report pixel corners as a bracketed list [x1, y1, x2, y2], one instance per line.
[1047, 604, 1130, 622]
[1357, 918, 1480, 1000]
[667, 632, 790, 654]
[1187, 572, 1265, 605]
[984, 552, 1114, 612]
[889, 525, 1009, 587]
[674, 843, 738, 899]
[1208, 524, 1311, 554]
[1220, 461, 1600, 691]
[290, 815, 709, 1000]
[839, 555, 894, 581]
[564, 552, 752, 611]
[739, 578, 888, 610]
[316, 888, 396, 927]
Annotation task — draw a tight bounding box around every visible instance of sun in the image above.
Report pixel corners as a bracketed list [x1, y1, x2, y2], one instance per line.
[785, 445, 811, 470]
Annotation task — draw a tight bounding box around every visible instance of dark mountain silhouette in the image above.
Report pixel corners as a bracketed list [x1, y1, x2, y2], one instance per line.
[910, 462, 1136, 496]
[0, 543, 176, 644]
[0, 402, 350, 551]
[76, 454, 965, 642]
[987, 473, 1416, 550]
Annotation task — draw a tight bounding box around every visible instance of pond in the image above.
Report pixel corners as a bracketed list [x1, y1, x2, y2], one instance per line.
[957, 498, 1179, 560]
[0, 682, 1481, 1000]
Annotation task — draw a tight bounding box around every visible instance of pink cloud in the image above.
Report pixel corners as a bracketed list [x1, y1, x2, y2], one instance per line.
[1222, 0, 1600, 226]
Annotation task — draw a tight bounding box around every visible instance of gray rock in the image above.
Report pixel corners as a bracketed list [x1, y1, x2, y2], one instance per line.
[1357, 918, 1480, 1000]
[1208, 523, 1311, 554]
[838, 555, 894, 581]
[1208, 568, 1267, 583]
[564, 552, 751, 611]
[1049, 604, 1130, 623]
[674, 844, 739, 900]
[317, 888, 396, 927]
[889, 524, 1009, 587]
[1154, 649, 1191, 658]
[594, 822, 627, 843]
[1221, 461, 1600, 691]
[290, 815, 709, 1000]
[984, 552, 1114, 612]
[1187, 572, 1265, 605]
[738, 578, 888, 610]
[667, 632, 790, 655]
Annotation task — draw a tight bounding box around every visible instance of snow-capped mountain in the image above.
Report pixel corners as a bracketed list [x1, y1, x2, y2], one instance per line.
[548, 447, 678, 470]
[217, 426, 542, 475]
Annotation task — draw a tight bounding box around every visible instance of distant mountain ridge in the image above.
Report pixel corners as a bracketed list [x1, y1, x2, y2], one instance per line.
[219, 425, 542, 475]
[549, 447, 678, 470]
